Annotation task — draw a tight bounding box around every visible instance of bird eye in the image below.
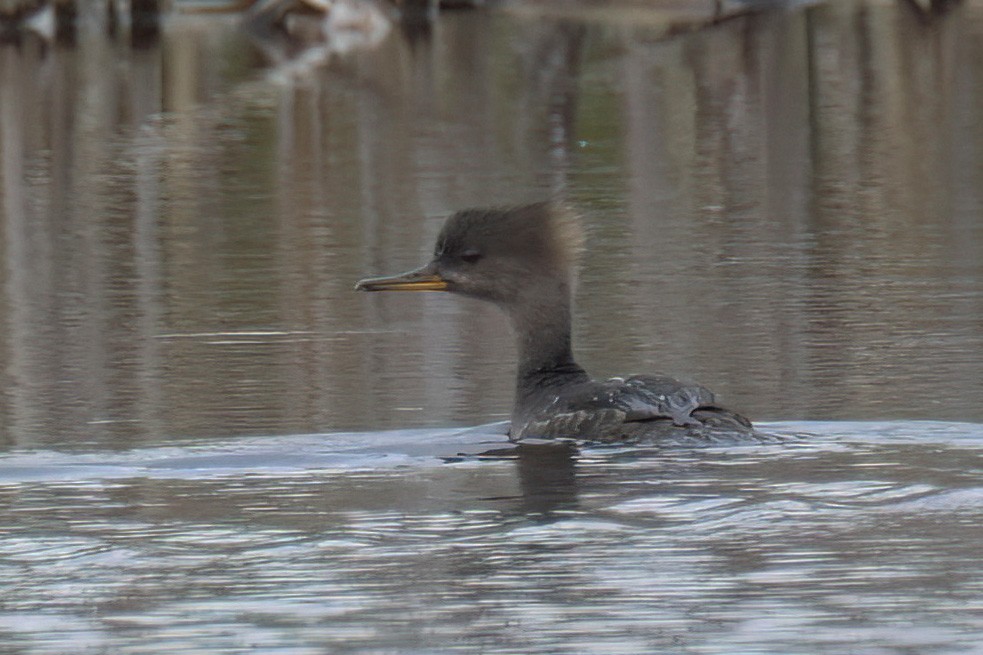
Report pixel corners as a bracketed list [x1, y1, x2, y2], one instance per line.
[460, 250, 482, 264]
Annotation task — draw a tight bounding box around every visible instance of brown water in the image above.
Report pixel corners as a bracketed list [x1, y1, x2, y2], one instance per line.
[1, 2, 983, 654]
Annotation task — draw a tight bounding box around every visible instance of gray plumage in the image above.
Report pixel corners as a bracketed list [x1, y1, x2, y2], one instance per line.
[356, 201, 753, 443]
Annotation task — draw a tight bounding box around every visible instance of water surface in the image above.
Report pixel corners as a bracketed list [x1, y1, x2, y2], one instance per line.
[1, 2, 983, 653]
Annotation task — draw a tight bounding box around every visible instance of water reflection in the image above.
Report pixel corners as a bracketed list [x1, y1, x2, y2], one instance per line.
[3, 6, 983, 652]
[0, 4, 982, 450]
[514, 442, 581, 515]
[1, 421, 981, 653]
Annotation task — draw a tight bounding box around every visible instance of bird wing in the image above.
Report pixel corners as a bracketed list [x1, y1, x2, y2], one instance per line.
[516, 374, 724, 440]
[519, 405, 630, 440]
[619, 375, 717, 422]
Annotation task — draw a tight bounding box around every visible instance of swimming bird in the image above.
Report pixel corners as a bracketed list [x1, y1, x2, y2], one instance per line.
[355, 202, 753, 442]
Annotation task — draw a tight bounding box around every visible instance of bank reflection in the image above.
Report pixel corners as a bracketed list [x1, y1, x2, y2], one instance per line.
[1, 4, 981, 449]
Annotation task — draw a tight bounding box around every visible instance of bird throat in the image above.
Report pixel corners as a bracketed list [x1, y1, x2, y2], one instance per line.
[509, 293, 588, 391]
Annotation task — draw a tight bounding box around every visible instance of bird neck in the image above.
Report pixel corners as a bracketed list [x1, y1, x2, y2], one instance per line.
[507, 284, 588, 392]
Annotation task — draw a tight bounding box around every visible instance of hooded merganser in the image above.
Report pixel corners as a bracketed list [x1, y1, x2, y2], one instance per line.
[356, 202, 753, 442]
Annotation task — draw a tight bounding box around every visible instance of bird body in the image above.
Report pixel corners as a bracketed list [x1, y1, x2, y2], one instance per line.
[356, 201, 753, 443]
[512, 372, 751, 441]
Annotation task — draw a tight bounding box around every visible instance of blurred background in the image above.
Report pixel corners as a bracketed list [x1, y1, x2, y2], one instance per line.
[3, 5, 983, 655]
[1, 0, 981, 448]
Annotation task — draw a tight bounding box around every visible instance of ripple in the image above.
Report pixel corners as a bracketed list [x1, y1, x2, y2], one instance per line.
[1, 420, 982, 654]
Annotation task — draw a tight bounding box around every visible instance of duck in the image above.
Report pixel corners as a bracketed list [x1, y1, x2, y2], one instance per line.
[0, 0, 54, 43]
[243, 0, 391, 76]
[355, 201, 753, 443]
